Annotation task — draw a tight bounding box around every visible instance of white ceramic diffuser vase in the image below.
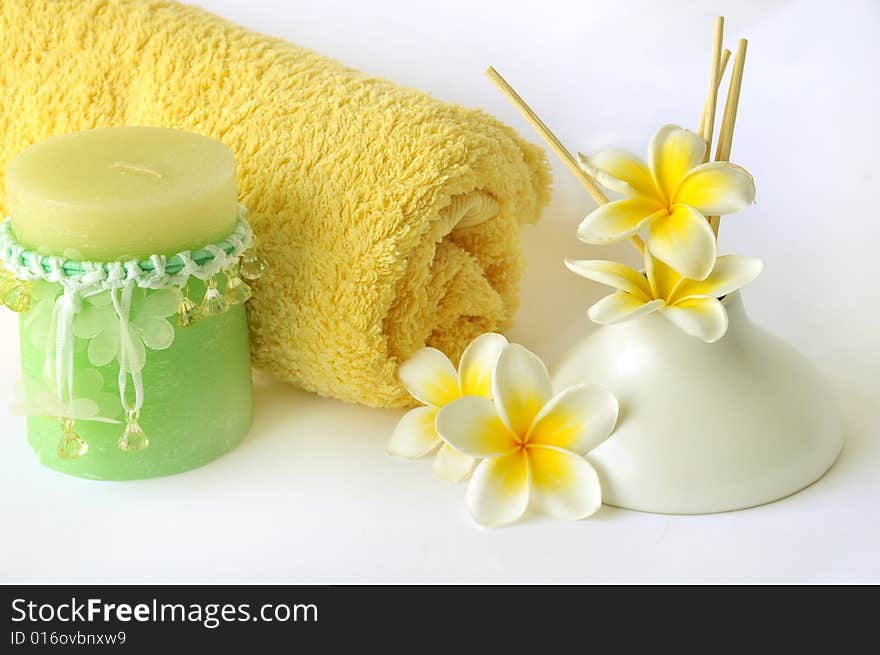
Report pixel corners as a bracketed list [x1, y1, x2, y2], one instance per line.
[553, 292, 844, 514]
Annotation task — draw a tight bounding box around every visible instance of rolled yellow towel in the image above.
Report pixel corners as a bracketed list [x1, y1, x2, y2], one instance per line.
[0, 0, 550, 407]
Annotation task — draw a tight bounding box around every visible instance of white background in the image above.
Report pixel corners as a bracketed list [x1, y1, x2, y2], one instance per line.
[2, 0, 878, 583]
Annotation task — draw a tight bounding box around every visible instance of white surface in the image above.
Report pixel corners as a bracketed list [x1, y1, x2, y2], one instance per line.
[2, 0, 878, 583]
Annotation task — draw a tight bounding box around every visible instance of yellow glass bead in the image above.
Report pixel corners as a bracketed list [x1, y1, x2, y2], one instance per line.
[239, 249, 267, 281]
[176, 290, 203, 328]
[0, 266, 16, 300]
[3, 281, 32, 313]
[200, 276, 228, 316]
[224, 263, 253, 305]
[118, 410, 149, 452]
[57, 418, 89, 460]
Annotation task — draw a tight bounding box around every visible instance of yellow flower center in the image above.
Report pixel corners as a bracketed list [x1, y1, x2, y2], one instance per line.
[513, 430, 532, 451]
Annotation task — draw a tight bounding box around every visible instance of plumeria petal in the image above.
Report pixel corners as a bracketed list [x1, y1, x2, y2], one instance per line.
[672, 256, 763, 302]
[673, 162, 756, 215]
[467, 450, 530, 527]
[87, 328, 118, 367]
[528, 445, 602, 520]
[458, 332, 508, 398]
[577, 149, 661, 200]
[397, 347, 460, 407]
[661, 297, 729, 343]
[433, 443, 476, 483]
[527, 385, 618, 455]
[492, 344, 554, 437]
[646, 204, 717, 281]
[588, 294, 663, 325]
[645, 251, 682, 301]
[388, 406, 441, 458]
[564, 259, 651, 298]
[577, 198, 665, 244]
[648, 125, 707, 199]
[435, 396, 518, 458]
[135, 316, 175, 350]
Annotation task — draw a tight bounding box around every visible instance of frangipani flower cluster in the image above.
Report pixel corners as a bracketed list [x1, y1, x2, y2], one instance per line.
[577, 124, 756, 281]
[566, 250, 762, 343]
[390, 334, 618, 527]
[570, 124, 761, 341]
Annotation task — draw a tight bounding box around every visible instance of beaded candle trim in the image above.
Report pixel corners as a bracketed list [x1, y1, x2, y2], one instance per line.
[0, 205, 266, 460]
[0, 205, 254, 286]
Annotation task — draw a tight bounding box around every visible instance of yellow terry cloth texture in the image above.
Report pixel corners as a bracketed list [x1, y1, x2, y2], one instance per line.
[0, 0, 551, 408]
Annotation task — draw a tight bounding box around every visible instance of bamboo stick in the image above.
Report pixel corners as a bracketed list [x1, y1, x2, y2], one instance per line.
[486, 66, 645, 254]
[699, 48, 731, 136]
[709, 38, 748, 235]
[698, 17, 725, 160]
[719, 48, 732, 86]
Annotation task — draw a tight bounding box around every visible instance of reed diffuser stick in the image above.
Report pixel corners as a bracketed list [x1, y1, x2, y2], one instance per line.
[699, 48, 731, 135]
[715, 39, 747, 163]
[486, 66, 646, 254]
[719, 48, 732, 87]
[699, 17, 725, 160]
[710, 38, 748, 235]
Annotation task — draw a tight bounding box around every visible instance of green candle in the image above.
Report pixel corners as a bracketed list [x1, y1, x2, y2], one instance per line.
[3, 127, 254, 480]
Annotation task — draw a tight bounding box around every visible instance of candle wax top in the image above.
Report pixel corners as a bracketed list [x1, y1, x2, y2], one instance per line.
[6, 127, 238, 260]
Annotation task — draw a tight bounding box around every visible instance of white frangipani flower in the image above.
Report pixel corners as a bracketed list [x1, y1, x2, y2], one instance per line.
[566, 249, 763, 343]
[577, 124, 756, 280]
[389, 333, 508, 483]
[436, 344, 618, 527]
